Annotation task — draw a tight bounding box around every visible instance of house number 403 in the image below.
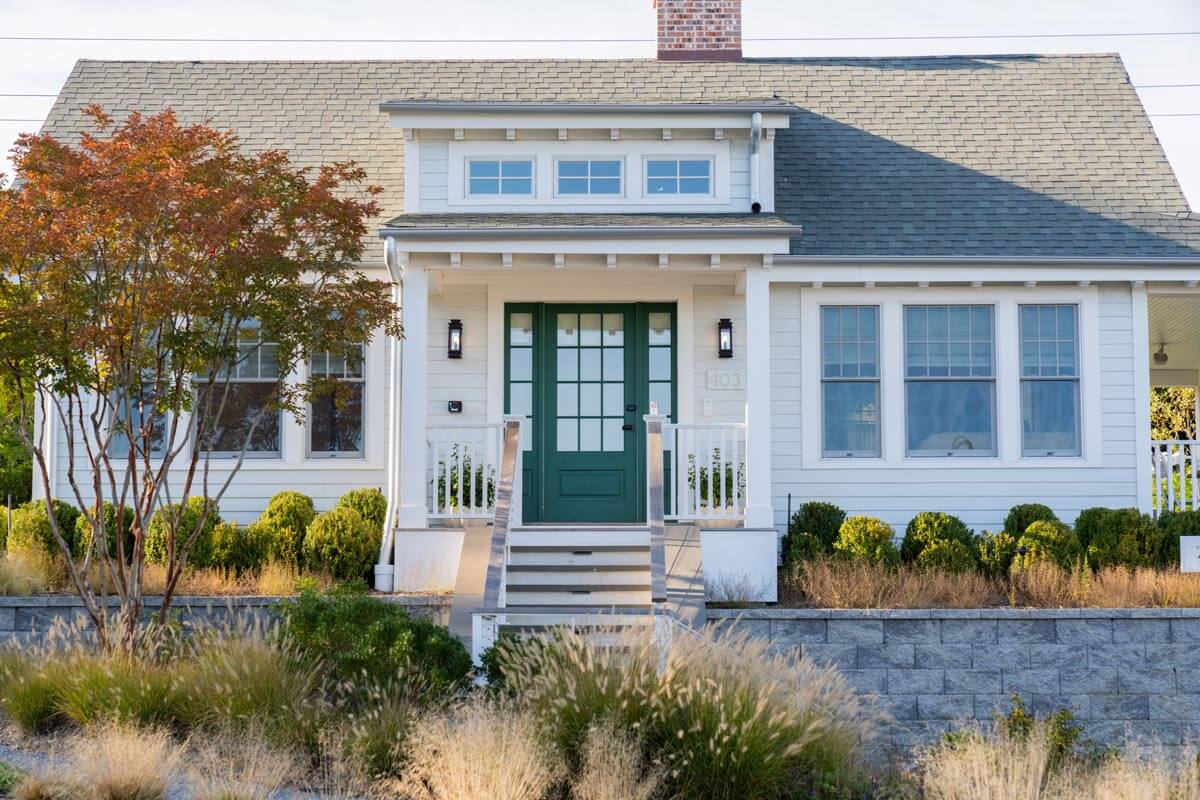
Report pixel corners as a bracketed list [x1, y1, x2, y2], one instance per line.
[706, 369, 745, 390]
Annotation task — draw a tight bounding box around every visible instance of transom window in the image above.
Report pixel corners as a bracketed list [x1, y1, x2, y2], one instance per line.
[308, 346, 365, 457]
[557, 160, 622, 195]
[1020, 305, 1081, 456]
[821, 306, 881, 457]
[646, 159, 712, 195]
[467, 160, 533, 195]
[904, 306, 996, 457]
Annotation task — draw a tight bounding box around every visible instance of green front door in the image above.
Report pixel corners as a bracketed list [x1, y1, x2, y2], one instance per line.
[504, 303, 676, 523]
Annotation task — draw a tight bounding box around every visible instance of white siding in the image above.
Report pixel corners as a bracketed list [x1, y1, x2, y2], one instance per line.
[769, 283, 1140, 534]
[692, 284, 745, 423]
[428, 286, 489, 425]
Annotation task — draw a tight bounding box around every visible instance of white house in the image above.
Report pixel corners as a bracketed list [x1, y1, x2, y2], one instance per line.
[34, 1, 1200, 646]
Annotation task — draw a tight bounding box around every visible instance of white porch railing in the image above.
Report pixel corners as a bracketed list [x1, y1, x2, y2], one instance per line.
[1151, 439, 1199, 515]
[427, 422, 504, 520]
[664, 422, 747, 522]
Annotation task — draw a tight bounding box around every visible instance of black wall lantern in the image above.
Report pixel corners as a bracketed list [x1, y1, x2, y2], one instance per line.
[447, 319, 463, 359]
[717, 318, 734, 359]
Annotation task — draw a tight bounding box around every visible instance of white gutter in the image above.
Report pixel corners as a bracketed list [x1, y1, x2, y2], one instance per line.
[376, 238, 405, 592]
[749, 112, 763, 214]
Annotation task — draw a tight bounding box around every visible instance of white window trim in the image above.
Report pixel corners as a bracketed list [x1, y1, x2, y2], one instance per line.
[463, 156, 537, 199]
[305, 346, 368, 460]
[446, 139, 732, 208]
[552, 156, 626, 200]
[799, 286, 1102, 470]
[642, 156, 715, 200]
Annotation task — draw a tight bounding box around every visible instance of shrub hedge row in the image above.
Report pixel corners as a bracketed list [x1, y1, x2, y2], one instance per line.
[784, 500, 1200, 576]
[2, 487, 388, 581]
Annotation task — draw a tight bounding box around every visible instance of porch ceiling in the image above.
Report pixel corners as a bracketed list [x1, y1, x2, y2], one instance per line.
[1150, 294, 1200, 378]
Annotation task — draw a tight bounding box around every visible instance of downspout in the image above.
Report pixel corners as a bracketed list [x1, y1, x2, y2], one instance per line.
[376, 237, 404, 592]
[749, 112, 763, 214]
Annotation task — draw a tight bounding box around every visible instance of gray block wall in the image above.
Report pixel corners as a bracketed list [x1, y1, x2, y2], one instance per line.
[709, 608, 1200, 752]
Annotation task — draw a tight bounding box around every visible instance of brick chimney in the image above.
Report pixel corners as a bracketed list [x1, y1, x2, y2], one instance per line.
[654, 0, 743, 61]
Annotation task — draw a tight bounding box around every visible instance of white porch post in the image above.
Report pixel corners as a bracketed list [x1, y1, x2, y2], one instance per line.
[1133, 282, 1152, 514]
[744, 268, 774, 528]
[397, 267, 430, 528]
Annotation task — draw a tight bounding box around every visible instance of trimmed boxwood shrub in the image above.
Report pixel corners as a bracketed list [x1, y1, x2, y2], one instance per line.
[278, 581, 471, 693]
[1083, 508, 1165, 569]
[915, 538, 978, 573]
[1073, 507, 1111, 551]
[258, 491, 316, 567]
[785, 501, 845, 552]
[6, 499, 80, 558]
[1013, 520, 1082, 572]
[144, 497, 220, 569]
[1003, 503, 1059, 536]
[303, 506, 380, 581]
[73, 502, 134, 561]
[209, 521, 270, 577]
[1159, 509, 1200, 567]
[833, 515, 899, 566]
[901, 511, 973, 563]
[977, 531, 1018, 577]
[336, 488, 387, 532]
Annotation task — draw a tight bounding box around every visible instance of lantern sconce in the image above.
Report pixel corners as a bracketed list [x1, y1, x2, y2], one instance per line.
[717, 318, 733, 359]
[447, 319, 463, 359]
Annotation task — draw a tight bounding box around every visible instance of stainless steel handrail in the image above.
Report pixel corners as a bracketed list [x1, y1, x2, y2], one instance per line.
[482, 416, 522, 610]
[645, 414, 668, 604]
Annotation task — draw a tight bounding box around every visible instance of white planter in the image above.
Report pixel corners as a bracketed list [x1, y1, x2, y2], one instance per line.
[699, 527, 778, 602]
[393, 529, 465, 592]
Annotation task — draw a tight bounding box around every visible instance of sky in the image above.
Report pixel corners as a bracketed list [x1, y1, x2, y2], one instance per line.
[1, 0, 1198, 209]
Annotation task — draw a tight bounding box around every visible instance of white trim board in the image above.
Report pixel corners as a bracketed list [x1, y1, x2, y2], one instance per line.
[797, 284, 1104, 471]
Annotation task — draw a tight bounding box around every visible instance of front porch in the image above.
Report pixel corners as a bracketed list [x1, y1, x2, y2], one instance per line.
[1149, 290, 1200, 517]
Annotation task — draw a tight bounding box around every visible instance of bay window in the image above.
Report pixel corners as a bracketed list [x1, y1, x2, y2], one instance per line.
[309, 345, 365, 457]
[1020, 304, 1081, 456]
[821, 306, 881, 457]
[904, 305, 996, 457]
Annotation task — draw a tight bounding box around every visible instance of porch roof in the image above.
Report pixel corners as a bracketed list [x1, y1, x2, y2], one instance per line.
[378, 212, 803, 239]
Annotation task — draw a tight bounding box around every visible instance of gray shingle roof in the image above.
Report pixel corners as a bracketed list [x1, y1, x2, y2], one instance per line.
[40, 55, 1200, 258]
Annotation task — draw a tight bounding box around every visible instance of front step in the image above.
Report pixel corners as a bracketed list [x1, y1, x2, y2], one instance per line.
[504, 589, 652, 607]
[506, 569, 651, 588]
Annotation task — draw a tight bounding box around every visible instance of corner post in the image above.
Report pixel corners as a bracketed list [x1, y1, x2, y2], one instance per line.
[743, 268, 775, 529]
[397, 267, 430, 528]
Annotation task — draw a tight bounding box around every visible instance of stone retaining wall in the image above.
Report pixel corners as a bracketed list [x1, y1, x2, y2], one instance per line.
[0, 594, 450, 646]
[710, 607, 1200, 751]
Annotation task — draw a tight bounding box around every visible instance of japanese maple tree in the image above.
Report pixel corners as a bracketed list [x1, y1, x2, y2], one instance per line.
[0, 107, 400, 652]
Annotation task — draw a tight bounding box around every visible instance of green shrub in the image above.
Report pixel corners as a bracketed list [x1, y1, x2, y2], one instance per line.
[209, 521, 270, 578]
[258, 491, 315, 568]
[278, 582, 471, 695]
[783, 501, 846, 566]
[1157, 509, 1200, 567]
[1013, 520, 1082, 572]
[996, 694, 1085, 769]
[336, 488, 387, 532]
[901, 511, 973, 563]
[977, 531, 1018, 577]
[144, 497, 220, 569]
[302, 507, 379, 581]
[915, 539, 978, 573]
[73, 502, 134, 561]
[1082, 508, 1165, 569]
[833, 516, 900, 566]
[6, 500, 80, 558]
[1003, 503, 1059, 536]
[1073, 507, 1111, 551]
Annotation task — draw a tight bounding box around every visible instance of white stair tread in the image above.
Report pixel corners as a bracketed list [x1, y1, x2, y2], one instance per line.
[509, 530, 650, 549]
[508, 550, 650, 567]
[506, 570, 651, 587]
[504, 590, 651, 606]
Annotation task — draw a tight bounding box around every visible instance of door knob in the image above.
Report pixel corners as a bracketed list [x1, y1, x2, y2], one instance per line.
[625, 404, 637, 412]
[622, 423, 634, 431]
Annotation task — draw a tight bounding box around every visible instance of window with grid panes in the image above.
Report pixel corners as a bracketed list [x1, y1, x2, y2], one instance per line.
[1019, 304, 1081, 456]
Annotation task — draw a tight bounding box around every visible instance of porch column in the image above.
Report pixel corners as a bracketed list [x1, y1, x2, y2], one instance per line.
[1133, 282, 1152, 513]
[397, 267, 430, 528]
[744, 268, 774, 528]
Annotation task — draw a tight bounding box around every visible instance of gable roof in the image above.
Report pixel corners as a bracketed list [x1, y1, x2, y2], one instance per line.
[40, 55, 1200, 259]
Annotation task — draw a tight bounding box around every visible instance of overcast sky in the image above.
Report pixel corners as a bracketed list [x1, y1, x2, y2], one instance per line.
[1, 0, 1197, 209]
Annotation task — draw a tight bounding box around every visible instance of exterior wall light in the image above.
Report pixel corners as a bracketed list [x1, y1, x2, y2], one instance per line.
[447, 319, 463, 359]
[717, 318, 733, 359]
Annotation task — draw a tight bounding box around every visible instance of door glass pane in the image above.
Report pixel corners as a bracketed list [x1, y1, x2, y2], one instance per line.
[511, 348, 533, 381]
[557, 419, 578, 452]
[557, 314, 578, 346]
[602, 383, 624, 417]
[648, 312, 671, 345]
[602, 314, 624, 345]
[602, 348, 623, 381]
[510, 313, 533, 346]
[602, 418, 624, 451]
[580, 383, 601, 416]
[649, 382, 672, 417]
[580, 349, 601, 381]
[557, 348, 578, 381]
[510, 383, 532, 417]
[556, 383, 578, 417]
[579, 418, 601, 451]
[648, 348, 671, 381]
[580, 314, 602, 346]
